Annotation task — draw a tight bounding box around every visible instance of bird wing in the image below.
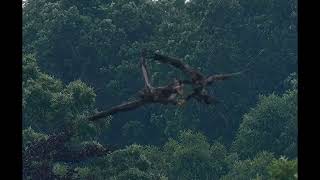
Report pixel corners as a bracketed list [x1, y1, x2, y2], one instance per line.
[205, 49, 266, 85]
[87, 99, 147, 121]
[205, 71, 244, 85]
[153, 52, 203, 78]
[141, 50, 153, 91]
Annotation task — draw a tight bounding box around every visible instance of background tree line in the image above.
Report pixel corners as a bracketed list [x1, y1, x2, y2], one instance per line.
[23, 0, 297, 179]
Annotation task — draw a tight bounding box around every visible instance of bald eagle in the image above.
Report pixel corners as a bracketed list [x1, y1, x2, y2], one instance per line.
[87, 50, 185, 121]
[152, 49, 265, 104]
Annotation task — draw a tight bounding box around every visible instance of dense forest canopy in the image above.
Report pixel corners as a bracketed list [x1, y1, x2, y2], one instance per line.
[23, 0, 297, 179]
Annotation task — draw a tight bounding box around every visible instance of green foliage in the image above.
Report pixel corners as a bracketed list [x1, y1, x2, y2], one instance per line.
[267, 157, 298, 180]
[114, 167, 154, 180]
[163, 130, 228, 180]
[22, 54, 41, 81]
[231, 85, 297, 159]
[221, 151, 275, 180]
[210, 141, 229, 176]
[105, 144, 152, 175]
[22, 55, 108, 179]
[22, 127, 48, 146]
[71, 166, 103, 180]
[72, 167, 91, 179]
[23, 55, 97, 136]
[85, 144, 165, 179]
[52, 163, 70, 178]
